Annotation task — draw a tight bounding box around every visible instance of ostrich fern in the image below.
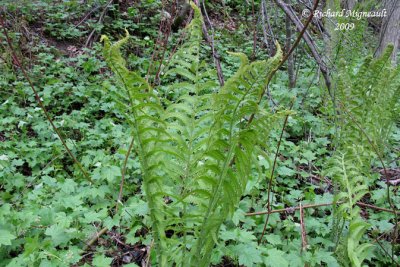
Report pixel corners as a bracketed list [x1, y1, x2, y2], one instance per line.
[101, 4, 282, 266]
[335, 45, 400, 154]
[326, 45, 400, 267]
[326, 148, 373, 267]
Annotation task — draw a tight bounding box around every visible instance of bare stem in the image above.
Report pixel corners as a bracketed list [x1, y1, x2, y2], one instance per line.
[0, 16, 91, 183]
[247, 201, 397, 216]
[115, 137, 135, 213]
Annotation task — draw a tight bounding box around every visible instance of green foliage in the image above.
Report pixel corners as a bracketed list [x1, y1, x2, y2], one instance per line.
[92, 254, 113, 267]
[325, 0, 373, 64]
[335, 45, 400, 153]
[1, 1, 399, 266]
[347, 219, 373, 267]
[0, 230, 16, 247]
[325, 45, 400, 266]
[326, 150, 373, 266]
[0, 35, 142, 266]
[101, 3, 283, 266]
[328, 150, 369, 219]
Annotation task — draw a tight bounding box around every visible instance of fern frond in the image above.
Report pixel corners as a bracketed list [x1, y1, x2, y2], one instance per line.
[191, 47, 283, 265]
[325, 149, 373, 267]
[101, 31, 152, 95]
[336, 45, 400, 154]
[325, 47, 400, 267]
[347, 218, 373, 267]
[102, 29, 174, 266]
[327, 150, 368, 216]
[102, 3, 284, 266]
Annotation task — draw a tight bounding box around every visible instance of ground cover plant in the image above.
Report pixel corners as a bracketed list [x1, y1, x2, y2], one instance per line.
[0, 0, 399, 266]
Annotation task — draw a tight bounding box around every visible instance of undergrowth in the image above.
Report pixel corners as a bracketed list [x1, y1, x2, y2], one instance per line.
[0, 2, 399, 267]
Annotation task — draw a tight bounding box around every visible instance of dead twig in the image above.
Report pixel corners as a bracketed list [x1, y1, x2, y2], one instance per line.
[374, 238, 399, 266]
[152, 2, 173, 85]
[75, 5, 101, 28]
[160, 19, 190, 76]
[115, 137, 135, 213]
[246, 201, 397, 216]
[251, 0, 257, 59]
[85, 0, 113, 47]
[85, 227, 108, 249]
[198, 0, 225, 86]
[260, 0, 276, 55]
[257, 101, 292, 245]
[299, 203, 308, 252]
[248, 0, 319, 125]
[356, 201, 396, 214]
[249, 201, 334, 216]
[285, 0, 296, 88]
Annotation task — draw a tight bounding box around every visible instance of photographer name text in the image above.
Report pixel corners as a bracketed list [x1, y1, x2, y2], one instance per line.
[302, 8, 387, 20]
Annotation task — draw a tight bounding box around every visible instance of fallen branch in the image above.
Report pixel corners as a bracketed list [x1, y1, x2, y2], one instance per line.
[85, 227, 108, 249]
[246, 201, 397, 216]
[356, 202, 396, 214]
[299, 203, 308, 252]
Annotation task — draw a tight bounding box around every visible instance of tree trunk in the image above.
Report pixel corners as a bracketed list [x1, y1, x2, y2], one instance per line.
[344, 0, 356, 10]
[375, 0, 400, 64]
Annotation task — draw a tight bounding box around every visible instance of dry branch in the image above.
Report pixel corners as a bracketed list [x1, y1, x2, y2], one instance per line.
[299, 203, 308, 252]
[246, 201, 397, 216]
[260, 0, 276, 55]
[197, 0, 225, 86]
[274, 0, 332, 95]
[85, 0, 113, 47]
[85, 227, 108, 249]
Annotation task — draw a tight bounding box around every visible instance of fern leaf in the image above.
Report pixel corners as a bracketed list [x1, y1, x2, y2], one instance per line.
[347, 218, 373, 267]
[102, 3, 285, 266]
